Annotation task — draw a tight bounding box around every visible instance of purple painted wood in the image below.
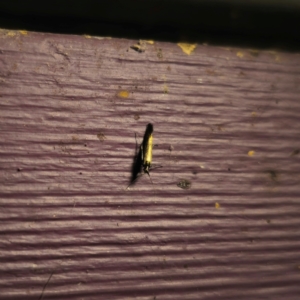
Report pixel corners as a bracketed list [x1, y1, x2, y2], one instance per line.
[0, 29, 300, 300]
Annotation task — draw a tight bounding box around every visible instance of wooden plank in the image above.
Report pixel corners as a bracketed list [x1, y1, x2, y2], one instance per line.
[0, 29, 300, 300]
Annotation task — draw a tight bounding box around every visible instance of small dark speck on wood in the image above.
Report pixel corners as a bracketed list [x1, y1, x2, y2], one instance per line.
[97, 132, 106, 141]
[266, 170, 278, 182]
[177, 179, 192, 190]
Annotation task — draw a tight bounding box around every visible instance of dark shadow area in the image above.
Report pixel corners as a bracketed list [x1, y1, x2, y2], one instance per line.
[0, 0, 300, 51]
[128, 123, 154, 188]
[128, 134, 143, 188]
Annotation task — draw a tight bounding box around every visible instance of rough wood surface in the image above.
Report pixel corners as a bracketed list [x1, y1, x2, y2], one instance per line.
[0, 29, 300, 300]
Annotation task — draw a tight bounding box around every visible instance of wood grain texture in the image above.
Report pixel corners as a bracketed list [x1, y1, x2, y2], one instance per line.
[0, 29, 300, 300]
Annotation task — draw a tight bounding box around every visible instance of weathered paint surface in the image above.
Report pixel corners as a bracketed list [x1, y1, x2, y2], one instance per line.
[0, 29, 300, 300]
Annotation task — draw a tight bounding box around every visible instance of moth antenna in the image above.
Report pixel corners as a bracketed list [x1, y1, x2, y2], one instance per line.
[150, 165, 163, 171]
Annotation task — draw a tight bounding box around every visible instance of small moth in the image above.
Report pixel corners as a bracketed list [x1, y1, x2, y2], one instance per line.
[141, 123, 153, 177]
[127, 123, 161, 189]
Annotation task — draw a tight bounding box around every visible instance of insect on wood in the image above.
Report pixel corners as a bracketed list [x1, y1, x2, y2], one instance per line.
[142, 123, 153, 176]
[127, 123, 161, 189]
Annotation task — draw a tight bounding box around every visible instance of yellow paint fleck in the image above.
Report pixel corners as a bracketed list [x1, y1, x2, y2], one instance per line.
[118, 90, 130, 98]
[177, 43, 197, 55]
[215, 202, 220, 209]
[251, 112, 257, 117]
[236, 51, 244, 58]
[19, 30, 28, 35]
[145, 40, 154, 44]
[84, 35, 109, 40]
[248, 150, 255, 156]
[275, 55, 280, 62]
[6, 31, 16, 37]
[163, 84, 168, 94]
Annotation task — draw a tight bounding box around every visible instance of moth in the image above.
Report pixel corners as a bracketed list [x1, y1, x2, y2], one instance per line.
[127, 123, 161, 189]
